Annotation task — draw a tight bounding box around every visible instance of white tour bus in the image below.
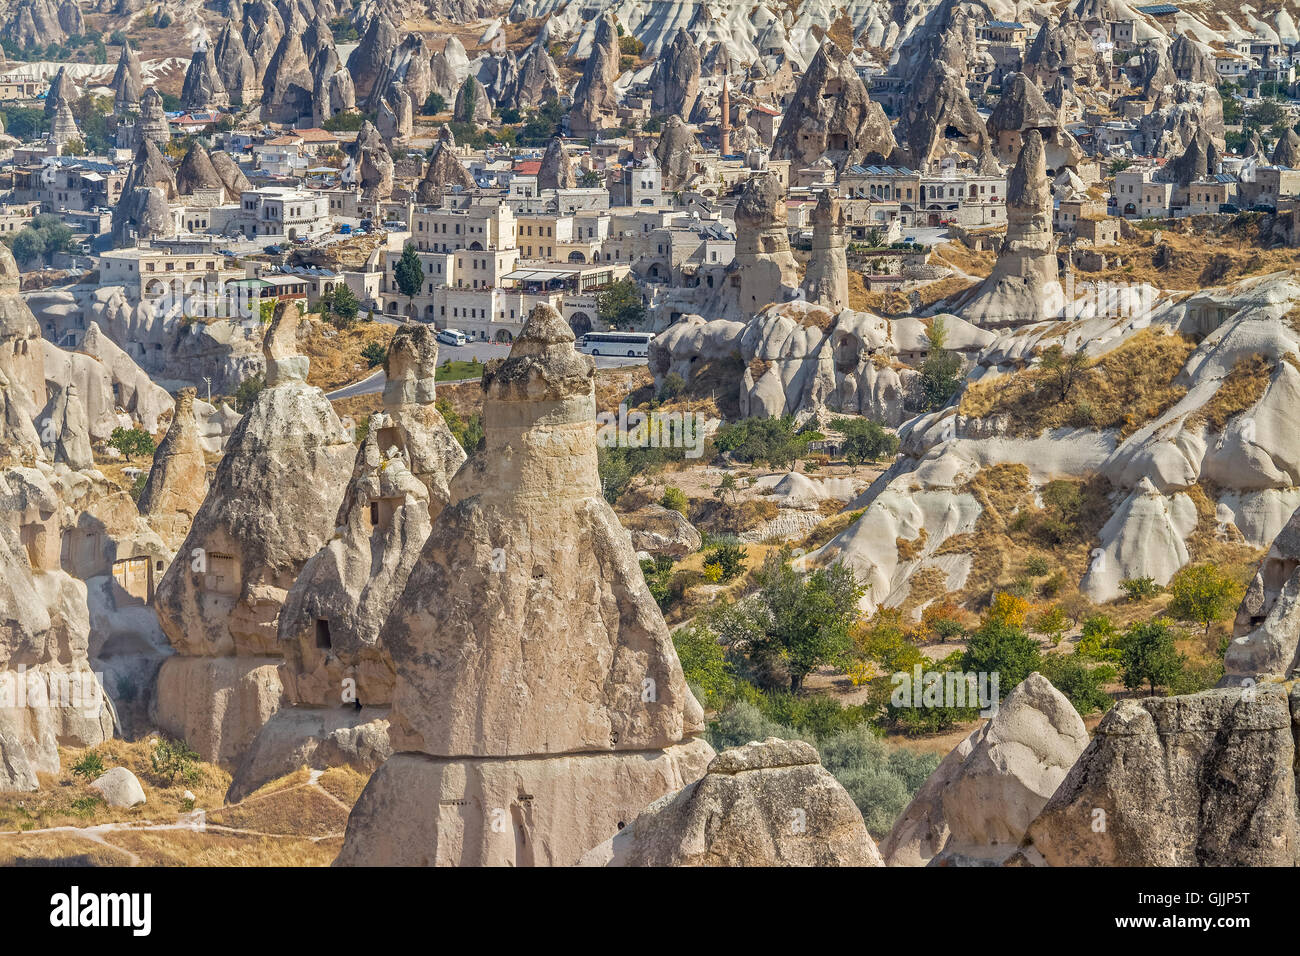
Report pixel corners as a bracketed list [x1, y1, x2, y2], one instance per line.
[579, 331, 654, 357]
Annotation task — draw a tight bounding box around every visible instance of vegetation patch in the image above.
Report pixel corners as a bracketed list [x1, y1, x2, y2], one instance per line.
[959, 328, 1197, 438]
[1187, 354, 1274, 432]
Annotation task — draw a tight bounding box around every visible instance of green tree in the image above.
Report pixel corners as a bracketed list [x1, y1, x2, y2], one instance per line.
[713, 415, 815, 469]
[918, 316, 963, 410]
[829, 416, 899, 467]
[330, 284, 360, 323]
[595, 276, 646, 328]
[9, 228, 45, 266]
[1034, 604, 1069, 645]
[108, 425, 156, 461]
[361, 342, 387, 367]
[394, 245, 423, 318]
[454, 77, 479, 123]
[1040, 655, 1115, 715]
[234, 373, 264, 413]
[660, 486, 688, 514]
[0, 106, 48, 140]
[715, 472, 739, 507]
[1119, 618, 1185, 696]
[719, 549, 865, 693]
[672, 620, 736, 709]
[1038, 343, 1090, 402]
[961, 618, 1041, 698]
[422, 91, 447, 115]
[1168, 563, 1238, 635]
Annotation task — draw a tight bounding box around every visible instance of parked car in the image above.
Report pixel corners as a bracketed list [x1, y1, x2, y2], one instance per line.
[263, 244, 282, 254]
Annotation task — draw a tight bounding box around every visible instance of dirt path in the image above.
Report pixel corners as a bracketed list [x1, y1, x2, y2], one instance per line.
[0, 777, 349, 865]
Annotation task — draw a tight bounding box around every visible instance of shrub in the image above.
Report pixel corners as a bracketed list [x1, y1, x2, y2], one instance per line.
[150, 737, 201, 785]
[234, 373, 264, 413]
[361, 342, 387, 368]
[71, 751, 105, 780]
[657, 372, 685, 401]
[640, 555, 675, 610]
[817, 726, 937, 836]
[660, 486, 688, 515]
[70, 795, 104, 817]
[1024, 555, 1050, 577]
[1119, 576, 1160, 601]
[1076, 614, 1122, 661]
[921, 600, 965, 641]
[702, 544, 747, 582]
[1040, 655, 1115, 715]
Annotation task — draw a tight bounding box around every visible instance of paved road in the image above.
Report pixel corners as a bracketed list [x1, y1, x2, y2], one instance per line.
[325, 342, 644, 399]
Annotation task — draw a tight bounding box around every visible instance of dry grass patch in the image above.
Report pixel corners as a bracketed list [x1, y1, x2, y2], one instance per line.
[329, 391, 383, 425]
[897, 527, 929, 560]
[316, 766, 369, 807]
[0, 832, 130, 866]
[208, 785, 347, 838]
[959, 327, 1197, 437]
[1187, 354, 1274, 431]
[897, 564, 949, 618]
[303, 320, 395, 392]
[797, 508, 866, 552]
[0, 739, 230, 834]
[931, 466, 1114, 613]
[930, 241, 997, 278]
[100, 829, 344, 867]
[1086, 221, 1300, 290]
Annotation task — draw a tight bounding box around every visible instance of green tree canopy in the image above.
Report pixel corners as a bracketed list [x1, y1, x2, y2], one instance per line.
[716, 549, 865, 693]
[595, 276, 646, 328]
[1167, 563, 1239, 635]
[394, 245, 424, 307]
[108, 425, 156, 461]
[1119, 618, 1185, 696]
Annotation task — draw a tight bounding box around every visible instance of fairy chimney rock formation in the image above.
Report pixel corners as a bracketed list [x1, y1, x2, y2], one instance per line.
[568, 12, 620, 137]
[960, 130, 1058, 328]
[275, 325, 465, 719]
[650, 27, 701, 119]
[772, 39, 897, 171]
[801, 191, 849, 311]
[112, 41, 144, 111]
[150, 301, 355, 763]
[137, 387, 208, 548]
[733, 173, 800, 316]
[581, 738, 884, 866]
[136, 87, 171, 147]
[335, 304, 712, 866]
[537, 136, 575, 190]
[416, 127, 474, 204]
